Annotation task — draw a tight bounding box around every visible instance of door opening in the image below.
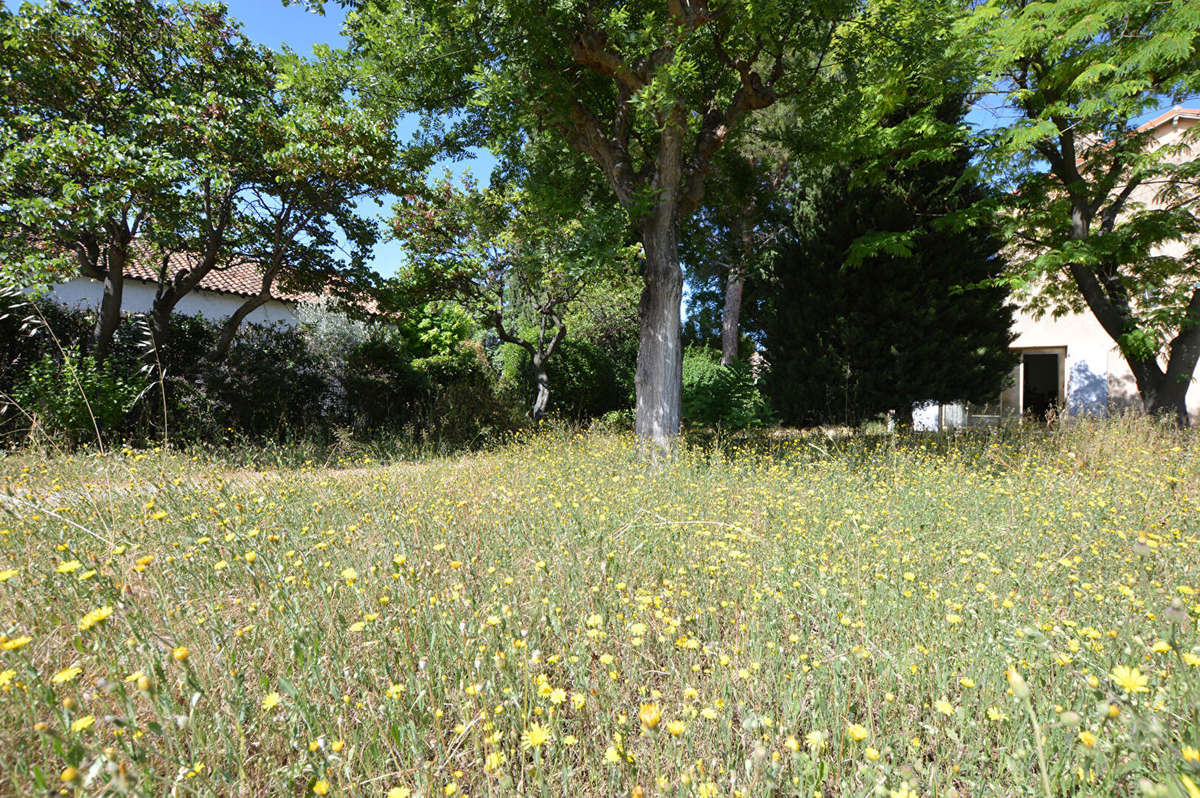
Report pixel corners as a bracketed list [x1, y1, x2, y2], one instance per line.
[1022, 353, 1061, 419]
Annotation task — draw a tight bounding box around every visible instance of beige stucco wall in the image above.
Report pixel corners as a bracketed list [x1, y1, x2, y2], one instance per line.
[1006, 111, 1200, 422]
[1008, 307, 1200, 423]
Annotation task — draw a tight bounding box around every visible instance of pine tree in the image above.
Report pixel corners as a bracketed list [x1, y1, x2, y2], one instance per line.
[761, 98, 1017, 427]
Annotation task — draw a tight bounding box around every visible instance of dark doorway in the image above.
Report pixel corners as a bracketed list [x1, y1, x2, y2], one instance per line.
[1023, 353, 1060, 419]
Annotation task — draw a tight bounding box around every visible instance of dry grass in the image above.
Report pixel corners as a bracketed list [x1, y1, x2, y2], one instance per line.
[0, 420, 1198, 796]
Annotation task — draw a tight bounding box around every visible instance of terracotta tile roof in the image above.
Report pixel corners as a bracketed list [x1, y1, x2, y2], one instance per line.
[124, 248, 317, 304]
[1137, 106, 1200, 134]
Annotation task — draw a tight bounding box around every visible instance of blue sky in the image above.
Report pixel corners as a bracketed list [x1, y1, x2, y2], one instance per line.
[226, 1, 432, 275]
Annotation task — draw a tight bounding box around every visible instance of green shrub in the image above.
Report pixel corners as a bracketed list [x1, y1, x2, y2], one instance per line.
[12, 352, 147, 443]
[681, 346, 771, 430]
[501, 338, 629, 420]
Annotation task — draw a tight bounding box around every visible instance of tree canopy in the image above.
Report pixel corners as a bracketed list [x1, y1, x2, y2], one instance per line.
[967, 0, 1200, 422]
[337, 0, 855, 444]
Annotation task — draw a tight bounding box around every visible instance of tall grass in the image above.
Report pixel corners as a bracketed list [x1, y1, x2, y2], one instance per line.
[0, 419, 1197, 796]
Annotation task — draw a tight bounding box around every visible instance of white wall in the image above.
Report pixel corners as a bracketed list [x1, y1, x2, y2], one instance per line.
[46, 277, 299, 327]
[1010, 307, 1200, 422]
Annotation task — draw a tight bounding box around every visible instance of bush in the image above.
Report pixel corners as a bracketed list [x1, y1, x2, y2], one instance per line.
[0, 294, 515, 449]
[681, 346, 771, 430]
[12, 352, 147, 443]
[500, 338, 629, 421]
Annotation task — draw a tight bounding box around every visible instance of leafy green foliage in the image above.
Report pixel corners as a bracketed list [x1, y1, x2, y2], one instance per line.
[681, 347, 771, 430]
[965, 0, 1200, 419]
[0, 297, 508, 447]
[761, 97, 1017, 427]
[12, 353, 146, 444]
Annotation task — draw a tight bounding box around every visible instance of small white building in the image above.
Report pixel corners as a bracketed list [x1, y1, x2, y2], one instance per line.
[917, 106, 1200, 430]
[43, 252, 308, 327]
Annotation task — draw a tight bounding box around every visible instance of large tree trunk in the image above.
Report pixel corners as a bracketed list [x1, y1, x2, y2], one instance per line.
[1126, 324, 1200, 427]
[721, 268, 744, 367]
[721, 208, 754, 366]
[531, 355, 551, 422]
[149, 300, 174, 355]
[92, 243, 127, 361]
[1063, 205, 1198, 427]
[635, 221, 684, 446]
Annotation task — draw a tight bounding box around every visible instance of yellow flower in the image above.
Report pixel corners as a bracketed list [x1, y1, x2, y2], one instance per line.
[70, 715, 95, 732]
[51, 666, 82, 684]
[0, 669, 15, 688]
[665, 720, 686, 736]
[603, 745, 623, 764]
[386, 789, 411, 798]
[1078, 730, 1097, 747]
[958, 677, 975, 689]
[1150, 639, 1172, 654]
[934, 698, 955, 717]
[865, 746, 881, 761]
[1183, 745, 1200, 764]
[60, 766, 79, 783]
[571, 691, 587, 710]
[1109, 665, 1150, 694]
[1, 635, 31, 651]
[1185, 775, 1200, 798]
[262, 691, 282, 710]
[172, 646, 189, 662]
[77, 605, 113, 631]
[312, 780, 330, 795]
[806, 730, 827, 752]
[784, 735, 799, 752]
[56, 560, 82, 574]
[846, 723, 869, 742]
[520, 722, 551, 749]
[986, 706, 1008, 722]
[340, 567, 358, 584]
[638, 702, 662, 730]
[1183, 652, 1200, 668]
[0, 569, 17, 581]
[549, 687, 566, 705]
[1006, 667, 1031, 699]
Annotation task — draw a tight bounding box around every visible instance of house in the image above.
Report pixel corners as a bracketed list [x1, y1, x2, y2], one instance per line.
[44, 248, 313, 327]
[915, 106, 1200, 430]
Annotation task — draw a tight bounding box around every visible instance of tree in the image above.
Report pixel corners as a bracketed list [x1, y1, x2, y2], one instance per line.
[393, 174, 637, 420]
[336, 0, 852, 445]
[142, 9, 276, 352]
[680, 149, 787, 365]
[0, 0, 196, 359]
[209, 53, 401, 360]
[967, 0, 1200, 424]
[761, 96, 1017, 427]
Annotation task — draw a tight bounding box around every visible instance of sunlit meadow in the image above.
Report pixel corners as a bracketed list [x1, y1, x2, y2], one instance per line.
[1, 419, 1199, 796]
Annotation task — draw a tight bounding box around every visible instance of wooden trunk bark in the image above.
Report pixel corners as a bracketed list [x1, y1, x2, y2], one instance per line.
[531, 358, 551, 423]
[1128, 353, 1193, 427]
[212, 294, 268, 361]
[91, 244, 127, 361]
[634, 222, 684, 446]
[721, 269, 743, 367]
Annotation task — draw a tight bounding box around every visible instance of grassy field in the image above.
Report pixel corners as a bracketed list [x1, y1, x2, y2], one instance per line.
[1, 420, 1199, 797]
